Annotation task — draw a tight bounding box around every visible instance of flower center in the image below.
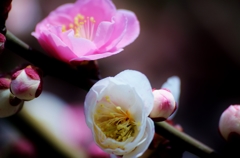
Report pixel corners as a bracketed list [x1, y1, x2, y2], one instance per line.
[62, 14, 96, 40]
[94, 96, 141, 142]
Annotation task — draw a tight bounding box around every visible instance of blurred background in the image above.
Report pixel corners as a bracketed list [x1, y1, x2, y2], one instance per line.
[1, 0, 240, 157]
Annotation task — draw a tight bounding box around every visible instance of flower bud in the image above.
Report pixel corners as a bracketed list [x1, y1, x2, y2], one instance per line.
[219, 105, 240, 141]
[10, 65, 43, 101]
[149, 89, 177, 121]
[0, 76, 24, 118]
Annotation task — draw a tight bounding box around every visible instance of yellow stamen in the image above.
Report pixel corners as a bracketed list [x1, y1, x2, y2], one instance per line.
[61, 13, 96, 40]
[94, 96, 140, 142]
[62, 25, 66, 32]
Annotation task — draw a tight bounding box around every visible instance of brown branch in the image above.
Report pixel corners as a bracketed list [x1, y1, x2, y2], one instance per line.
[155, 122, 222, 158]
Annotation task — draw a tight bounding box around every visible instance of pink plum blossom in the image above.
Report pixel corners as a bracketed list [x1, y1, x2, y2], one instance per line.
[32, 0, 139, 65]
[219, 105, 240, 141]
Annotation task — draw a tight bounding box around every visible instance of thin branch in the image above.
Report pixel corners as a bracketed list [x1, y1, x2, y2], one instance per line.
[155, 122, 222, 158]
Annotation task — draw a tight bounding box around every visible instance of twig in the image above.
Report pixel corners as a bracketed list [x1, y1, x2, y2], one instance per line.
[155, 122, 222, 158]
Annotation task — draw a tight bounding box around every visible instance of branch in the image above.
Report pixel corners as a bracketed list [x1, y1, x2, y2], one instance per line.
[155, 122, 222, 158]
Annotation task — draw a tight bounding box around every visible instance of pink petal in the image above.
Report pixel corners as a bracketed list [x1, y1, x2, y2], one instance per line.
[70, 49, 123, 62]
[115, 9, 140, 49]
[45, 13, 73, 27]
[49, 3, 76, 16]
[75, 0, 116, 24]
[67, 31, 97, 57]
[33, 14, 72, 37]
[94, 21, 114, 48]
[32, 30, 77, 63]
[96, 11, 127, 52]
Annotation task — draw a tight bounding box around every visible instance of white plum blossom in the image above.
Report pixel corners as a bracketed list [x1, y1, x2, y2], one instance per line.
[84, 70, 154, 158]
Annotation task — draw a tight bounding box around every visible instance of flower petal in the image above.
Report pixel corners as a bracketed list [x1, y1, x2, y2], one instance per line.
[70, 49, 123, 62]
[67, 31, 97, 57]
[115, 70, 154, 116]
[161, 76, 181, 104]
[93, 21, 114, 48]
[161, 76, 181, 119]
[49, 3, 76, 16]
[123, 118, 154, 158]
[96, 11, 127, 51]
[84, 77, 111, 126]
[32, 30, 77, 63]
[115, 9, 140, 49]
[75, 0, 116, 24]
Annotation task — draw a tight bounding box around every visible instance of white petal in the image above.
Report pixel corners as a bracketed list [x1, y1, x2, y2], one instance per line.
[123, 118, 154, 158]
[161, 76, 181, 119]
[106, 79, 145, 123]
[115, 70, 153, 116]
[161, 76, 181, 104]
[84, 77, 111, 127]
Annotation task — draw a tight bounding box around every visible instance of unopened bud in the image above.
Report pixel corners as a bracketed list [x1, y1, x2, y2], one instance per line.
[219, 105, 240, 141]
[10, 65, 43, 101]
[149, 89, 177, 121]
[0, 76, 24, 118]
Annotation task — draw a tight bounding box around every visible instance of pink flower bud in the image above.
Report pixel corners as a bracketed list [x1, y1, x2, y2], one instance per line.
[219, 105, 240, 141]
[149, 89, 177, 121]
[10, 65, 43, 101]
[0, 76, 24, 118]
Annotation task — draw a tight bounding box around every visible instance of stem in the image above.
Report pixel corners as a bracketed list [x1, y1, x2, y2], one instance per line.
[155, 122, 222, 158]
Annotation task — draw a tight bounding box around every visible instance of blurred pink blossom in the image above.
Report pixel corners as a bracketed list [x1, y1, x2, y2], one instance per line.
[32, 0, 139, 66]
[61, 105, 110, 158]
